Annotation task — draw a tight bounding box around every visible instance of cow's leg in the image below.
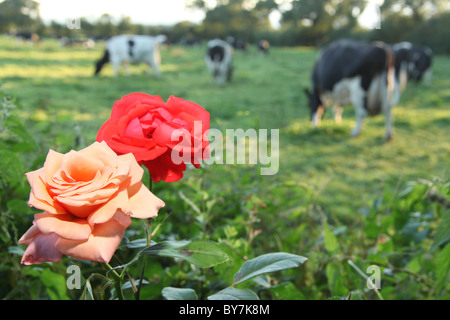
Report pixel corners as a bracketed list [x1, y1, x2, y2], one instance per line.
[312, 106, 324, 127]
[226, 64, 233, 82]
[147, 59, 161, 79]
[351, 107, 366, 137]
[333, 104, 343, 124]
[110, 56, 121, 77]
[122, 61, 130, 76]
[216, 65, 227, 86]
[112, 62, 120, 77]
[381, 97, 394, 141]
[350, 87, 367, 137]
[147, 51, 161, 79]
[383, 108, 393, 141]
[423, 68, 432, 85]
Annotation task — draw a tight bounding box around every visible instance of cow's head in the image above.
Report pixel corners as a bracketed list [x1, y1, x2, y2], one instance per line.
[408, 47, 432, 82]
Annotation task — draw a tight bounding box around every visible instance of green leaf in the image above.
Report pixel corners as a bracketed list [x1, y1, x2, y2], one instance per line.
[80, 279, 94, 300]
[430, 210, 450, 252]
[207, 287, 259, 300]
[0, 149, 25, 186]
[436, 243, 450, 291]
[268, 282, 305, 300]
[323, 221, 339, 253]
[162, 287, 198, 300]
[233, 252, 307, 285]
[142, 240, 230, 268]
[326, 262, 347, 297]
[41, 268, 70, 300]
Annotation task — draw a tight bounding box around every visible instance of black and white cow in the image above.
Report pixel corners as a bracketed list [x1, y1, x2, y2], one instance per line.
[227, 36, 248, 52]
[391, 42, 433, 104]
[393, 42, 433, 84]
[94, 35, 165, 78]
[258, 40, 270, 55]
[15, 32, 40, 45]
[391, 42, 412, 105]
[304, 39, 396, 140]
[205, 39, 233, 85]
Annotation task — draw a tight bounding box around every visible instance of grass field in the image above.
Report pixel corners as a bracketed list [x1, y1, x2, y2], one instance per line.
[0, 35, 449, 300]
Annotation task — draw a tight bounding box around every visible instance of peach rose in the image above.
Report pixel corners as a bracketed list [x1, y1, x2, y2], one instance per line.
[18, 141, 164, 265]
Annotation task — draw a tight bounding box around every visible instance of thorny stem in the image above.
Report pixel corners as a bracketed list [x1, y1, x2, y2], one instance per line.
[104, 263, 125, 300]
[136, 174, 155, 300]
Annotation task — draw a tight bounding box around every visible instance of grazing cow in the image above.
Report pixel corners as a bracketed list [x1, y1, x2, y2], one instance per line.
[94, 35, 163, 78]
[60, 37, 95, 49]
[304, 39, 396, 140]
[15, 32, 40, 45]
[179, 37, 201, 47]
[227, 36, 248, 52]
[407, 44, 433, 84]
[391, 42, 433, 103]
[258, 40, 270, 54]
[391, 42, 412, 105]
[205, 39, 233, 85]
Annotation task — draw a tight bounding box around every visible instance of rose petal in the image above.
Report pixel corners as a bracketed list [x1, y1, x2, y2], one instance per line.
[61, 150, 104, 182]
[128, 182, 165, 219]
[41, 149, 64, 177]
[56, 196, 103, 218]
[26, 170, 67, 214]
[18, 224, 40, 246]
[111, 93, 166, 120]
[21, 233, 62, 265]
[88, 188, 131, 225]
[80, 141, 119, 168]
[117, 153, 144, 186]
[152, 122, 191, 149]
[112, 211, 132, 229]
[34, 213, 93, 241]
[124, 117, 145, 138]
[56, 219, 127, 263]
[166, 95, 210, 129]
[143, 151, 186, 183]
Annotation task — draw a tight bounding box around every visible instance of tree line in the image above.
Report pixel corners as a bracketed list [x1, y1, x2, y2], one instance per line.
[1, 0, 449, 53]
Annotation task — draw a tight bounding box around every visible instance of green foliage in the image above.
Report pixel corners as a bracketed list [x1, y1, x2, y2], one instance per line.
[159, 251, 307, 300]
[142, 240, 230, 268]
[233, 253, 307, 285]
[162, 287, 198, 300]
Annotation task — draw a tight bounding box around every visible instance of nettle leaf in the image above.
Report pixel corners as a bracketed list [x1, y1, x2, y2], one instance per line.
[208, 287, 259, 300]
[323, 220, 339, 253]
[162, 287, 198, 300]
[0, 149, 25, 186]
[430, 210, 450, 252]
[142, 240, 230, 268]
[436, 243, 450, 290]
[80, 279, 95, 300]
[233, 252, 308, 285]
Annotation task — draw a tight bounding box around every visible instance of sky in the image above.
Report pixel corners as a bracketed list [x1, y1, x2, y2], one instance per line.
[37, 0, 206, 26]
[36, 0, 380, 29]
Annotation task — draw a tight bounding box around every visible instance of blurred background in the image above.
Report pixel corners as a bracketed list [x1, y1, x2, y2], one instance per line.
[1, 0, 449, 53]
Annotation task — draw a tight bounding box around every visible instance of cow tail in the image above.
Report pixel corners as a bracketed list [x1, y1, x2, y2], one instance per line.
[94, 49, 110, 75]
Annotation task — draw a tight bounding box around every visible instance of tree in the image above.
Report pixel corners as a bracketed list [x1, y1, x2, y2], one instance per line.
[380, 0, 444, 22]
[94, 13, 118, 38]
[280, 0, 366, 45]
[0, 0, 41, 32]
[201, 1, 257, 39]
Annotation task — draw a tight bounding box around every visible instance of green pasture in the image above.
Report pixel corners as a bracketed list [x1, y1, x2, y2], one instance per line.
[0, 35, 449, 300]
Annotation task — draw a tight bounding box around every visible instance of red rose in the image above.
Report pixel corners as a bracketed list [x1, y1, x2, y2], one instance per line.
[97, 93, 210, 183]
